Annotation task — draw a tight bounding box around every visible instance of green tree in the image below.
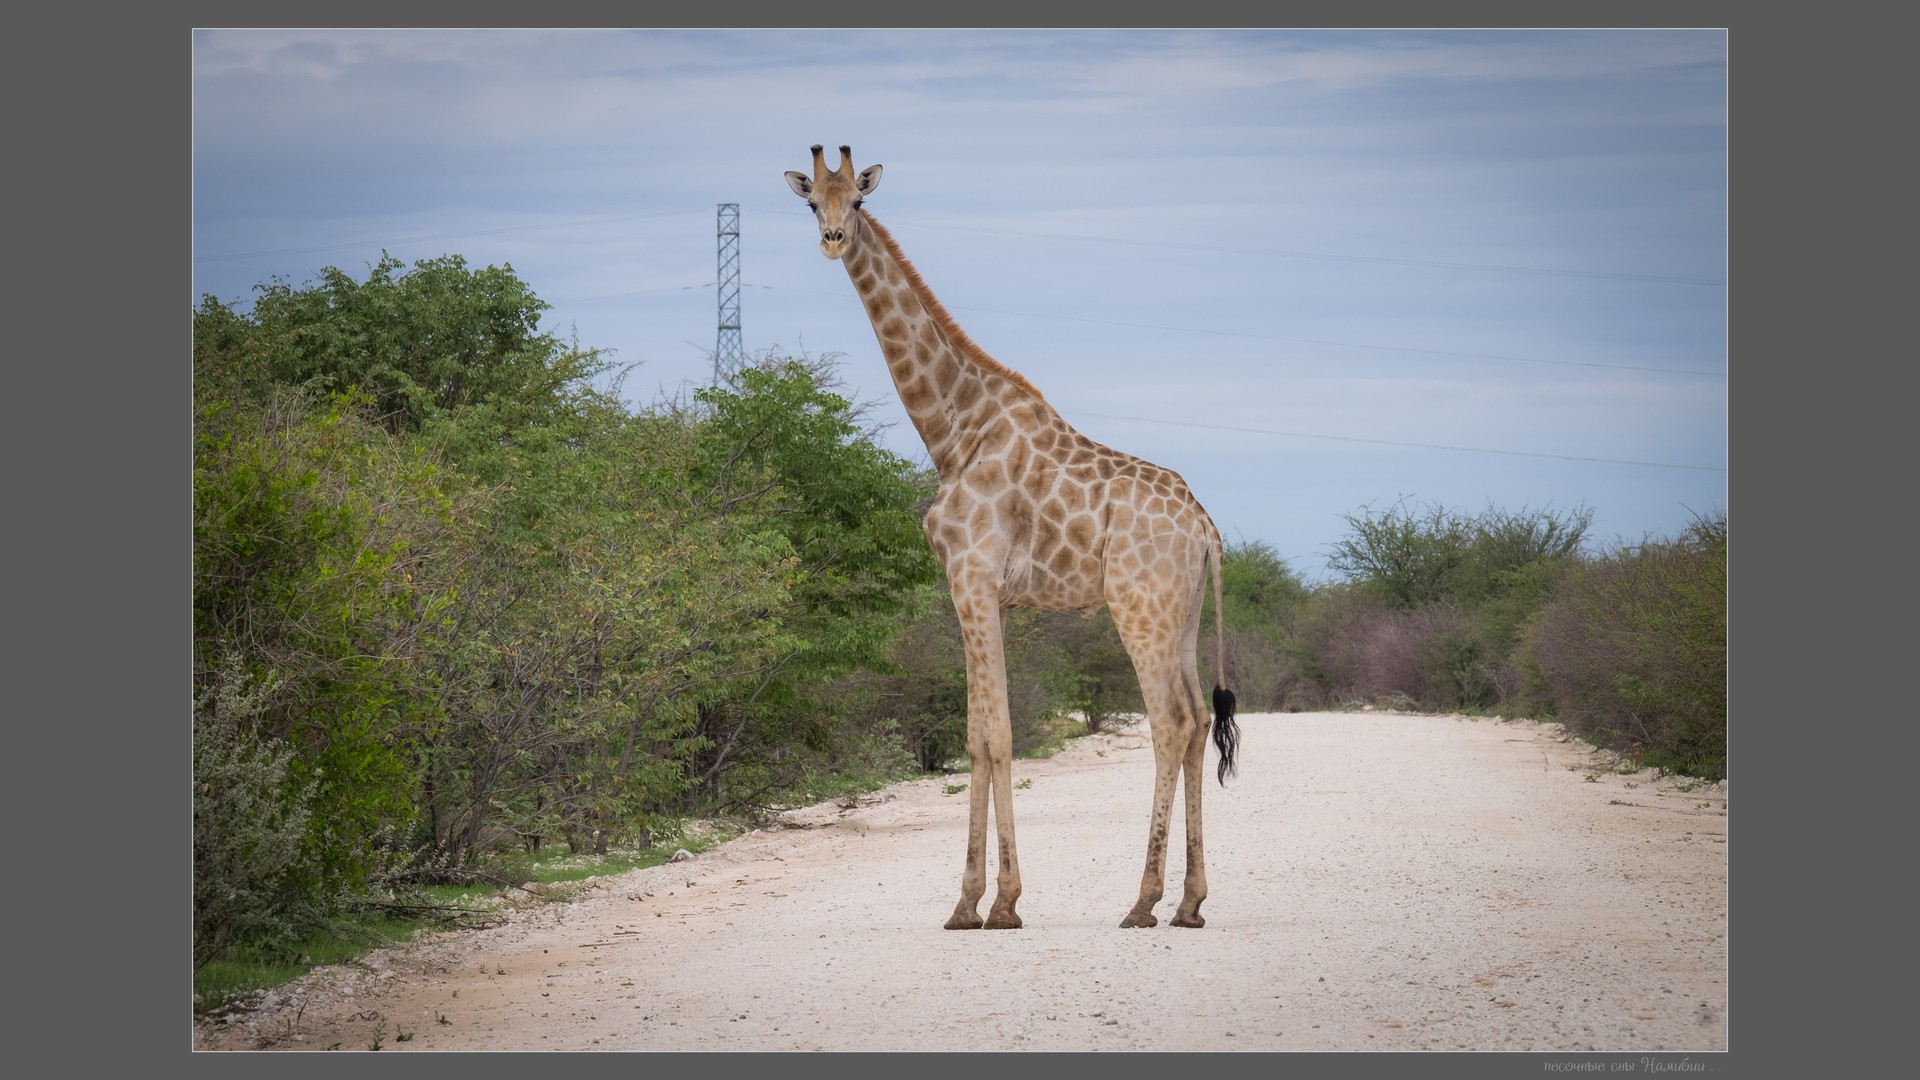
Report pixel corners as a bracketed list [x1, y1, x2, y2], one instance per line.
[1327, 499, 1470, 609]
[230, 253, 602, 435]
[1214, 539, 1310, 710]
[193, 384, 460, 916]
[676, 358, 941, 808]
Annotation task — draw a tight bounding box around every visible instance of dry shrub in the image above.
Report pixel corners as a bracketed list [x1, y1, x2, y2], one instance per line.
[1219, 626, 1305, 711]
[1518, 516, 1725, 778]
[1290, 590, 1501, 711]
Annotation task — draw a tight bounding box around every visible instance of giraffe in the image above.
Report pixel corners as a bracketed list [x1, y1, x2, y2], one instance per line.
[785, 145, 1239, 930]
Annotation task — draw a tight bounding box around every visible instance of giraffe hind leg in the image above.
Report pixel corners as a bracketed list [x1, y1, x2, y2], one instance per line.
[1169, 697, 1210, 928]
[1120, 671, 1188, 929]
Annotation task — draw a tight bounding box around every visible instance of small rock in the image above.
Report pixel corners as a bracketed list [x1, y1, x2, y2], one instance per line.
[669, 849, 694, 862]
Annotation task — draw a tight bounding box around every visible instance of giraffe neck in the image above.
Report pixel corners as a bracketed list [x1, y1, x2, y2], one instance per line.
[841, 212, 1048, 482]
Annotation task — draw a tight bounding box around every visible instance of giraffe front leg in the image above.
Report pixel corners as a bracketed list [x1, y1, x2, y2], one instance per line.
[944, 742, 990, 930]
[946, 575, 1012, 930]
[983, 751, 1023, 929]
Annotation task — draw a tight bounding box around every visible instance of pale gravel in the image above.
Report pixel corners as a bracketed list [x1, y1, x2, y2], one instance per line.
[192, 711, 1727, 1052]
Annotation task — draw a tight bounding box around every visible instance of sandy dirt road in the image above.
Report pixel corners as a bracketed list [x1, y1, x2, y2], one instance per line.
[193, 711, 1727, 1052]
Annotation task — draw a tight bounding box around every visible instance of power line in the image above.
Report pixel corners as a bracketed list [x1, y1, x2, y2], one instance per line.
[746, 206, 1725, 288]
[734, 280, 1724, 379]
[955, 302, 1725, 378]
[1067, 409, 1726, 473]
[547, 282, 715, 305]
[193, 209, 708, 264]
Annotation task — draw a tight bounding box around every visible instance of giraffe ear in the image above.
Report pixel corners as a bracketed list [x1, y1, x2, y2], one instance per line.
[785, 171, 812, 198]
[856, 164, 883, 196]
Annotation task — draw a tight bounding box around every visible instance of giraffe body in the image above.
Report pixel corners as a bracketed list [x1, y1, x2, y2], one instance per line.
[787, 146, 1239, 930]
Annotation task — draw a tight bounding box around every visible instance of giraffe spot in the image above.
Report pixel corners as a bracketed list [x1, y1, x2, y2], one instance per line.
[954, 375, 982, 411]
[1004, 499, 1034, 543]
[1065, 514, 1096, 552]
[1061, 483, 1090, 513]
[1050, 547, 1077, 578]
[1024, 469, 1053, 501]
[933, 355, 960, 393]
[1041, 498, 1067, 524]
[901, 378, 934, 413]
[1035, 516, 1063, 554]
[878, 315, 908, 340]
[965, 459, 1007, 493]
[978, 421, 1013, 458]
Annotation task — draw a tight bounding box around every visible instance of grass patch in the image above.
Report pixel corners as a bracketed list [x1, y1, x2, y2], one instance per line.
[1016, 712, 1091, 760]
[193, 915, 416, 1014]
[193, 826, 739, 1016]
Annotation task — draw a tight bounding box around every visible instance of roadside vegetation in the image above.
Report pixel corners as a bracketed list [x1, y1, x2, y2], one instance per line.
[194, 254, 1727, 1010]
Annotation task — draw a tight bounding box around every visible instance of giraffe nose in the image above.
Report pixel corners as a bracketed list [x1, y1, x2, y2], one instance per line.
[822, 227, 845, 243]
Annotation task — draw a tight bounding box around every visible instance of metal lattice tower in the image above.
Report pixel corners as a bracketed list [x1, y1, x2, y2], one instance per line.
[714, 203, 743, 381]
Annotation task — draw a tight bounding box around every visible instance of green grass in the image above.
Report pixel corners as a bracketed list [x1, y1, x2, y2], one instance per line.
[192, 829, 740, 1016]
[1016, 713, 1089, 760]
[193, 915, 417, 1013]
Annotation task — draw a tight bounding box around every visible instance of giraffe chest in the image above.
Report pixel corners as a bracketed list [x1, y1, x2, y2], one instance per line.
[925, 454, 1114, 612]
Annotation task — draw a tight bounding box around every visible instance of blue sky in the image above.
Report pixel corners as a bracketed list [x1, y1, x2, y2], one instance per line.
[192, 29, 1726, 582]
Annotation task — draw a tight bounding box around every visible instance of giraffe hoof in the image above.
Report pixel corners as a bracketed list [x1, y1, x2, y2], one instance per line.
[944, 912, 984, 930]
[1119, 911, 1158, 929]
[1171, 912, 1206, 929]
[984, 910, 1023, 930]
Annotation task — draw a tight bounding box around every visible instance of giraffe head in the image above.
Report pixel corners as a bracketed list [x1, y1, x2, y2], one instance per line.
[785, 144, 883, 260]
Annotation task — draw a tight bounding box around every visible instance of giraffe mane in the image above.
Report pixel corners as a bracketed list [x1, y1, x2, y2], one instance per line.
[861, 212, 1048, 404]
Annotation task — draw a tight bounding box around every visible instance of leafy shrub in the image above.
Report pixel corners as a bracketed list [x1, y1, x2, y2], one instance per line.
[193, 657, 322, 969]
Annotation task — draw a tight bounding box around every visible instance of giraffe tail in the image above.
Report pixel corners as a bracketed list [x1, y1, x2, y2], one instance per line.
[1209, 528, 1239, 784]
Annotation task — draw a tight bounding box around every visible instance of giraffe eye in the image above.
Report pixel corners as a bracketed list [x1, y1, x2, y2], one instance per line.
[852, 199, 863, 211]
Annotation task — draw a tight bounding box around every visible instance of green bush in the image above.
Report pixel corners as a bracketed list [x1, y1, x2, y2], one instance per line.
[193, 657, 322, 969]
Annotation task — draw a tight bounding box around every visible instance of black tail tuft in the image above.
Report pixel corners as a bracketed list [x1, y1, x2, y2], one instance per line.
[1211, 685, 1239, 784]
